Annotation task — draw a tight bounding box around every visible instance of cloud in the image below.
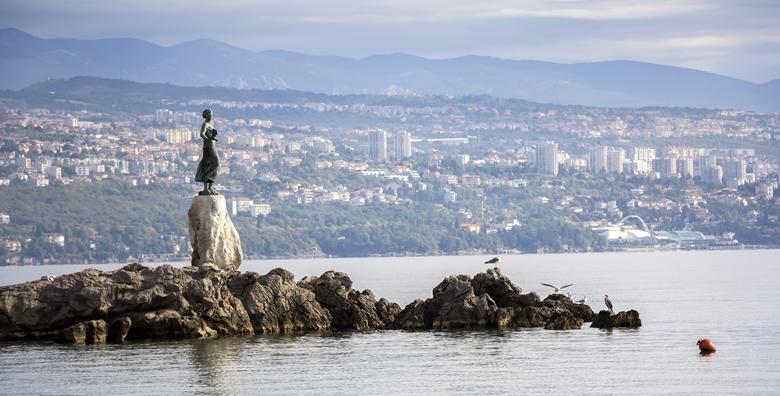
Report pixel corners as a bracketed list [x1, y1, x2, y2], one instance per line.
[201, 0, 706, 23]
[1, 0, 779, 81]
[0, 0, 711, 24]
[470, 0, 705, 21]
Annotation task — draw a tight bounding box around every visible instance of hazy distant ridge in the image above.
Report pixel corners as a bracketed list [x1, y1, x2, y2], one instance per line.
[1, 28, 777, 112]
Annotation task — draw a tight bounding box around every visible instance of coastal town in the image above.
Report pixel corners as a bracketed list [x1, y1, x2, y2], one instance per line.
[1, 81, 779, 264]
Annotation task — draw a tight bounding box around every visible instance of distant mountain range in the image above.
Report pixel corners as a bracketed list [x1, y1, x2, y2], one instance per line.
[1, 28, 778, 112]
[5, 76, 545, 116]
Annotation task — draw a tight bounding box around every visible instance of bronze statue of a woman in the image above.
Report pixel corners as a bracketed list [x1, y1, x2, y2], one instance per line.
[195, 108, 220, 195]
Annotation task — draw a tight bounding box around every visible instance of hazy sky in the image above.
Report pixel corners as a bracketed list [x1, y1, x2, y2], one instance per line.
[2, 0, 779, 82]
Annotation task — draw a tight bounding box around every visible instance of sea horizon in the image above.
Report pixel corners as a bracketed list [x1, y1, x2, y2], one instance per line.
[3, 245, 776, 268]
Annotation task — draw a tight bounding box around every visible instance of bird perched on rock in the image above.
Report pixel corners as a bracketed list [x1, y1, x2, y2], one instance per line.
[576, 296, 588, 304]
[40, 275, 55, 282]
[604, 294, 614, 314]
[484, 256, 501, 267]
[540, 283, 574, 294]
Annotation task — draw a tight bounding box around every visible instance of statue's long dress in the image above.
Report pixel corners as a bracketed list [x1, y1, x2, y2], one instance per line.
[195, 135, 220, 183]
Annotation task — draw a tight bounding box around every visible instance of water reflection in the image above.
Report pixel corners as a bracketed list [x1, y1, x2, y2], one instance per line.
[189, 337, 246, 394]
[698, 351, 717, 359]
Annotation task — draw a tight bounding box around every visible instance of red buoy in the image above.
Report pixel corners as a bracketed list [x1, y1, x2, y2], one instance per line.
[697, 338, 717, 353]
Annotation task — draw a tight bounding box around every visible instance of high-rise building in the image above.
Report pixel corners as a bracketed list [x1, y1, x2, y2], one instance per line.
[155, 109, 173, 123]
[163, 129, 193, 144]
[703, 166, 723, 185]
[589, 146, 608, 174]
[694, 155, 717, 177]
[45, 166, 62, 180]
[393, 131, 412, 161]
[631, 147, 656, 162]
[535, 141, 559, 176]
[607, 148, 625, 173]
[368, 130, 388, 161]
[652, 157, 678, 177]
[626, 159, 651, 174]
[702, 154, 718, 168]
[677, 158, 694, 177]
[723, 159, 747, 184]
[173, 111, 199, 125]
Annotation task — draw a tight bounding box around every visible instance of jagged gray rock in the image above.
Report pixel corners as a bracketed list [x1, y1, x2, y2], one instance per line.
[542, 294, 595, 322]
[497, 306, 553, 328]
[393, 299, 426, 329]
[0, 264, 641, 343]
[228, 268, 331, 333]
[298, 271, 399, 330]
[471, 269, 524, 306]
[375, 298, 402, 328]
[0, 264, 400, 343]
[0, 263, 254, 342]
[544, 312, 584, 330]
[423, 274, 498, 329]
[188, 195, 243, 271]
[591, 310, 642, 328]
[54, 322, 87, 344]
[394, 268, 600, 331]
[108, 317, 132, 343]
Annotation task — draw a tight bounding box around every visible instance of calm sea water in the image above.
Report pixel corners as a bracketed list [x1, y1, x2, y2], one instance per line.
[1, 250, 779, 395]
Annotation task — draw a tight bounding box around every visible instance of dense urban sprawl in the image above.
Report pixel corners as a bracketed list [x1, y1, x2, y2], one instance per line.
[1, 80, 779, 264]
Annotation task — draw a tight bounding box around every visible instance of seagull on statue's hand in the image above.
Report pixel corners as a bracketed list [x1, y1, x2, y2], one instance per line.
[540, 283, 574, 294]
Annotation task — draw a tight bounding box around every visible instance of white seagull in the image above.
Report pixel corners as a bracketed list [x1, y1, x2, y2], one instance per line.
[484, 256, 501, 266]
[540, 283, 574, 294]
[576, 296, 588, 304]
[604, 294, 614, 313]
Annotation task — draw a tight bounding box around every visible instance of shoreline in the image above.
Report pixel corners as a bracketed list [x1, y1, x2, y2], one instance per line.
[2, 244, 778, 267]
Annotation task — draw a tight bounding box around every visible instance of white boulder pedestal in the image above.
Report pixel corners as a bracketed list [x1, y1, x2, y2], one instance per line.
[188, 195, 243, 271]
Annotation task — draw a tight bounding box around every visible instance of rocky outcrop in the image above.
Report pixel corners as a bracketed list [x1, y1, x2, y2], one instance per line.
[0, 263, 254, 343]
[108, 317, 132, 343]
[497, 306, 554, 328]
[471, 270, 530, 306]
[392, 299, 426, 329]
[0, 264, 641, 343]
[423, 275, 498, 329]
[188, 195, 243, 271]
[591, 310, 642, 328]
[228, 268, 331, 333]
[393, 268, 596, 331]
[298, 271, 400, 330]
[0, 263, 399, 343]
[375, 298, 402, 326]
[541, 293, 595, 322]
[54, 319, 108, 344]
[544, 312, 583, 330]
